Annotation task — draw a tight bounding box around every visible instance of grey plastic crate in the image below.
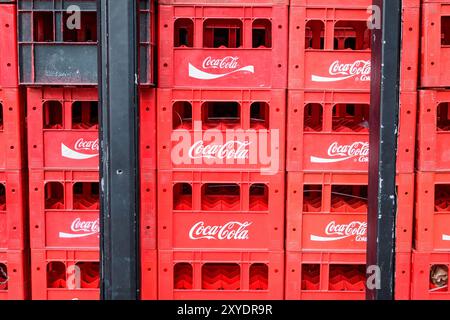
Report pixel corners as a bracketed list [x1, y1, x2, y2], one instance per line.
[18, 0, 154, 85]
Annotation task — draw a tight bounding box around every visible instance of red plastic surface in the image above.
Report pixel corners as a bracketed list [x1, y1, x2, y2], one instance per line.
[28, 170, 100, 250]
[400, 6, 420, 92]
[286, 173, 414, 253]
[421, 3, 450, 88]
[158, 171, 285, 251]
[290, 0, 371, 6]
[159, 250, 284, 300]
[417, 90, 450, 172]
[0, 250, 29, 300]
[158, 5, 288, 89]
[395, 252, 412, 301]
[157, 88, 285, 173]
[0, 88, 25, 170]
[0, 171, 26, 251]
[140, 170, 157, 251]
[411, 251, 450, 300]
[0, 5, 19, 88]
[287, 91, 417, 174]
[288, 5, 371, 91]
[31, 249, 99, 300]
[141, 249, 158, 300]
[415, 172, 450, 252]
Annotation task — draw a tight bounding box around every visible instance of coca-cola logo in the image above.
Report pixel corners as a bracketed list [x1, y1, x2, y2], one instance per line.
[188, 141, 251, 160]
[202, 56, 239, 69]
[311, 142, 369, 164]
[189, 56, 255, 80]
[59, 218, 99, 239]
[189, 221, 252, 240]
[61, 139, 99, 160]
[74, 138, 99, 151]
[443, 234, 450, 241]
[312, 60, 371, 83]
[311, 221, 367, 242]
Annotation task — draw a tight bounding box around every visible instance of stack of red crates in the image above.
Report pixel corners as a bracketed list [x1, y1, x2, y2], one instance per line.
[0, 1, 29, 301]
[157, 0, 288, 299]
[20, 0, 157, 300]
[411, 0, 450, 300]
[285, 0, 418, 300]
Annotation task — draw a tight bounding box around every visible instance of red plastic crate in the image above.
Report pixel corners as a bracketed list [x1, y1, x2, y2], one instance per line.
[158, 171, 285, 251]
[397, 92, 418, 174]
[286, 173, 414, 253]
[285, 251, 412, 300]
[415, 172, 450, 252]
[286, 91, 417, 174]
[289, 1, 419, 91]
[0, 4, 19, 88]
[28, 170, 100, 250]
[141, 249, 158, 300]
[0, 88, 25, 170]
[421, 2, 450, 88]
[0, 250, 29, 300]
[27, 87, 99, 170]
[31, 249, 99, 300]
[158, 5, 288, 89]
[159, 250, 284, 300]
[0, 171, 26, 251]
[27, 87, 156, 170]
[411, 251, 450, 300]
[417, 90, 450, 172]
[140, 165, 158, 300]
[158, 88, 285, 173]
[288, 5, 371, 91]
[285, 251, 366, 300]
[28, 168, 157, 252]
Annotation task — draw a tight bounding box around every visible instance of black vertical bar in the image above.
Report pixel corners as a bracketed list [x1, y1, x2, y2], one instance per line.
[98, 0, 139, 300]
[367, 0, 402, 300]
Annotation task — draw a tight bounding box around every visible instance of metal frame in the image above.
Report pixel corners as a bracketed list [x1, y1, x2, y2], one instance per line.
[98, 0, 140, 300]
[367, 0, 402, 300]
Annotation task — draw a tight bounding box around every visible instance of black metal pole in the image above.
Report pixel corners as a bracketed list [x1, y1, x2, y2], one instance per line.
[367, 0, 402, 300]
[98, 0, 140, 300]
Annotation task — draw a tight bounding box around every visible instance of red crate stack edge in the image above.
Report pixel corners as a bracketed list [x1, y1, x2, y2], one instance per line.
[25, 87, 157, 300]
[412, 0, 450, 300]
[285, 0, 418, 300]
[25, 83, 100, 299]
[140, 89, 157, 300]
[14, 0, 158, 301]
[0, 2, 28, 300]
[156, 0, 288, 300]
